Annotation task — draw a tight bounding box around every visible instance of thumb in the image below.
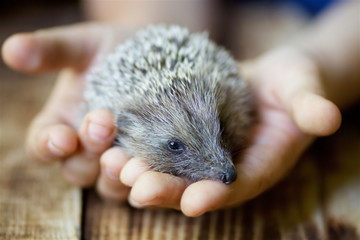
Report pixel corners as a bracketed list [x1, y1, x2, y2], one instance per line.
[242, 47, 342, 136]
[271, 51, 341, 136]
[289, 89, 341, 136]
[1, 23, 111, 73]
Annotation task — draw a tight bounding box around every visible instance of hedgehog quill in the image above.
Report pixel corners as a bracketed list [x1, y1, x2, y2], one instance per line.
[84, 25, 254, 184]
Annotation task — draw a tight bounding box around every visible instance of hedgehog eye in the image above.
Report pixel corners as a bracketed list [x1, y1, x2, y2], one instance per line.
[167, 139, 185, 153]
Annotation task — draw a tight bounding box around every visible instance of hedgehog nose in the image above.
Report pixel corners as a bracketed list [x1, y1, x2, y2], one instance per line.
[221, 166, 237, 185]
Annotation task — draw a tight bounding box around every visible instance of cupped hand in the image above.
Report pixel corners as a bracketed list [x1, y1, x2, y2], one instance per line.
[2, 23, 137, 201]
[119, 46, 342, 216]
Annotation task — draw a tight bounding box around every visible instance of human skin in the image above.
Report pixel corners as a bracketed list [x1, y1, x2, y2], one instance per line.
[2, 1, 358, 217]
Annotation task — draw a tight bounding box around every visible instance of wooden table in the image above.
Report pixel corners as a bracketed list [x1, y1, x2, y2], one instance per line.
[1, 2, 359, 240]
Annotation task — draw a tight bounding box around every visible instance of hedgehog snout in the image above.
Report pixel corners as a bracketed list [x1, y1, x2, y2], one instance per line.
[205, 152, 237, 184]
[201, 145, 237, 184]
[220, 165, 237, 185]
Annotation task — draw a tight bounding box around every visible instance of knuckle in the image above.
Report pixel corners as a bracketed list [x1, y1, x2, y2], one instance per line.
[61, 157, 100, 187]
[96, 182, 129, 203]
[63, 170, 96, 188]
[25, 131, 49, 163]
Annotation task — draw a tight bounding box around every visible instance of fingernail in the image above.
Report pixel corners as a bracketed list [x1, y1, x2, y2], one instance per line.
[128, 196, 162, 207]
[47, 140, 65, 156]
[88, 122, 112, 141]
[128, 196, 147, 207]
[105, 167, 120, 181]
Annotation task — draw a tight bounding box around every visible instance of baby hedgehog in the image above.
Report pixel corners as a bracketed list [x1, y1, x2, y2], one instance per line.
[84, 25, 253, 185]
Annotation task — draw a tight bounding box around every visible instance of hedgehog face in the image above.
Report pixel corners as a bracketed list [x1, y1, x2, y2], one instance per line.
[160, 136, 238, 184]
[115, 93, 238, 184]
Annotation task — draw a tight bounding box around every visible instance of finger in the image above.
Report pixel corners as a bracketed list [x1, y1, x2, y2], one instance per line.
[254, 48, 342, 136]
[61, 109, 116, 187]
[277, 64, 341, 136]
[26, 116, 78, 163]
[61, 153, 100, 188]
[96, 147, 131, 202]
[2, 23, 107, 73]
[78, 109, 117, 154]
[129, 171, 187, 210]
[181, 110, 313, 217]
[290, 91, 341, 136]
[120, 157, 150, 187]
[25, 70, 83, 163]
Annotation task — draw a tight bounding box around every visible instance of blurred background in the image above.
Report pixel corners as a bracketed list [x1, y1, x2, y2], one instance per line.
[0, 0, 326, 60]
[1, 1, 359, 239]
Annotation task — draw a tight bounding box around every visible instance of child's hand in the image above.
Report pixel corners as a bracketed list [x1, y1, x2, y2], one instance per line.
[1, 24, 342, 215]
[2, 23, 136, 201]
[119, 46, 341, 216]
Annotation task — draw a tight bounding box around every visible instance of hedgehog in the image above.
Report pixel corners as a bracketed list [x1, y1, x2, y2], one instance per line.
[84, 25, 254, 185]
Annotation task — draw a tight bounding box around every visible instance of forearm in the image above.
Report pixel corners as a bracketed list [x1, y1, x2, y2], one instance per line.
[297, 0, 360, 108]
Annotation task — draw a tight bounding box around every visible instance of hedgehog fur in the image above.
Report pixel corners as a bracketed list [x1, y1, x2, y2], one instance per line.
[84, 25, 253, 184]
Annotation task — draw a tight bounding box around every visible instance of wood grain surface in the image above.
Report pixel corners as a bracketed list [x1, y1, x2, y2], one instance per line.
[0, 2, 359, 240]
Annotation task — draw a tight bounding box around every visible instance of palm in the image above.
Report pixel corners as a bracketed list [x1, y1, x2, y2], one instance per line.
[228, 80, 313, 202]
